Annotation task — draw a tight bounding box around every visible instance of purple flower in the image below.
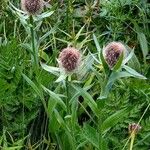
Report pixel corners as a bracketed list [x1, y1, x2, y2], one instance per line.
[21, 0, 43, 15]
[128, 123, 141, 134]
[104, 42, 126, 68]
[58, 47, 81, 73]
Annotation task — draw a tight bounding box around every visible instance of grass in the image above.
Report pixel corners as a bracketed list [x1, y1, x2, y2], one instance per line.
[0, 0, 150, 149]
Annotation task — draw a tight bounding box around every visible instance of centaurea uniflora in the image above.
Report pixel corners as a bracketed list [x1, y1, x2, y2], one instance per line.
[58, 47, 81, 73]
[128, 123, 141, 150]
[103, 42, 126, 69]
[58, 47, 81, 115]
[21, 0, 44, 15]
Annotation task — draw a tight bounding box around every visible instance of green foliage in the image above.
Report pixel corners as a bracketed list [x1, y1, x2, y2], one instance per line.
[0, 0, 150, 149]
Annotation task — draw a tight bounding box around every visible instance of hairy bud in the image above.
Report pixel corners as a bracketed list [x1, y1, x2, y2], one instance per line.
[58, 47, 81, 72]
[104, 42, 126, 68]
[21, 0, 43, 15]
[128, 123, 141, 134]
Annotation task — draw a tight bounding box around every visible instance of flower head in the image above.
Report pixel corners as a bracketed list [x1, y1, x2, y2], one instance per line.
[128, 123, 141, 134]
[104, 42, 126, 68]
[21, 0, 43, 15]
[58, 47, 81, 73]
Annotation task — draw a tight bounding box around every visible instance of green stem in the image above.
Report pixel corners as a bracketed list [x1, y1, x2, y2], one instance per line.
[29, 15, 39, 72]
[98, 114, 102, 150]
[66, 77, 76, 149]
[97, 98, 106, 150]
[100, 76, 109, 99]
[129, 133, 135, 150]
[66, 0, 69, 33]
[66, 76, 70, 114]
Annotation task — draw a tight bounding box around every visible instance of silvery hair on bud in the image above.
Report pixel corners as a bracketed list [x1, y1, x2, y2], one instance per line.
[21, 0, 43, 15]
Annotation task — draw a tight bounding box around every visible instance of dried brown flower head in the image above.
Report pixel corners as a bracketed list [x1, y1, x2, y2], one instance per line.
[128, 123, 141, 134]
[58, 47, 81, 72]
[104, 42, 126, 68]
[21, 0, 43, 15]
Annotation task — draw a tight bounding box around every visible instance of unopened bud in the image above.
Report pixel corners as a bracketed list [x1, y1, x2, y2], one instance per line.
[128, 123, 141, 134]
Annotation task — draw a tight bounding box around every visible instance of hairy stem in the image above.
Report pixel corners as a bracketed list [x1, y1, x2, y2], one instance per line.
[98, 114, 102, 150]
[29, 15, 39, 72]
[66, 76, 70, 114]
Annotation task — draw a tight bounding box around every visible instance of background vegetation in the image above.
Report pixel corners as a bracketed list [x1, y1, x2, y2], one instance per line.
[0, 0, 150, 149]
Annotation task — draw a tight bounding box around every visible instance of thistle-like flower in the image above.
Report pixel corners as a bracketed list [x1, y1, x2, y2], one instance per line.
[104, 42, 126, 68]
[128, 123, 141, 134]
[58, 47, 81, 73]
[21, 0, 43, 15]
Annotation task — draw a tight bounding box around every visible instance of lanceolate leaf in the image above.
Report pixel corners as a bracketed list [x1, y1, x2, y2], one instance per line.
[40, 62, 60, 76]
[82, 124, 99, 149]
[123, 65, 146, 79]
[123, 49, 134, 65]
[100, 49, 110, 75]
[93, 34, 101, 52]
[39, 24, 58, 43]
[71, 84, 98, 117]
[101, 108, 130, 133]
[107, 71, 134, 85]
[112, 52, 124, 71]
[93, 34, 102, 63]
[55, 73, 67, 82]
[137, 32, 148, 64]
[22, 74, 49, 114]
[35, 11, 54, 21]
[22, 73, 44, 100]
[42, 85, 67, 111]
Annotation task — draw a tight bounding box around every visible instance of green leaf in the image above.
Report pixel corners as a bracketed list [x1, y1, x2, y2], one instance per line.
[3, 146, 23, 150]
[55, 73, 67, 82]
[20, 43, 32, 53]
[93, 34, 102, 64]
[101, 108, 130, 133]
[39, 51, 49, 62]
[76, 34, 90, 49]
[22, 74, 44, 100]
[123, 65, 146, 79]
[137, 32, 148, 63]
[93, 34, 101, 52]
[22, 74, 48, 114]
[123, 49, 134, 65]
[39, 24, 58, 43]
[54, 109, 70, 132]
[9, 2, 25, 14]
[47, 97, 57, 116]
[98, 81, 113, 100]
[82, 124, 99, 148]
[40, 62, 60, 76]
[107, 71, 134, 85]
[75, 25, 85, 41]
[35, 11, 54, 21]
[112, 52, 124, 71]
[100, 49, 110, 75]
[42, 85, 67, 111]
[71, 84, 98, 117]
[71, 100, 78, 127]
